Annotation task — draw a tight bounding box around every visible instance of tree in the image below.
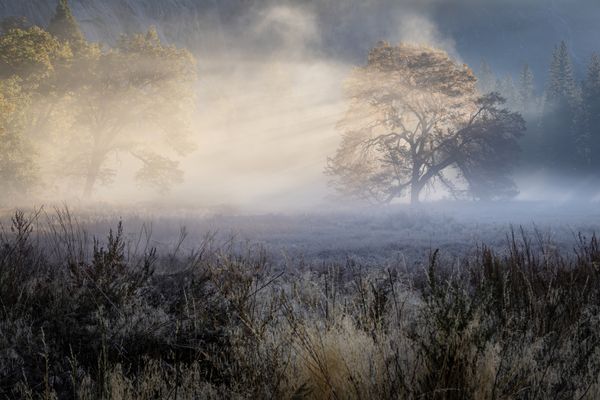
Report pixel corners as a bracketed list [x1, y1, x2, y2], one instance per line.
[0, 26, 71, 87]
[327, 42, 525, 205]
[546, 42, 578, 103]
[582, 53, 600, 169]
[541, 41, 583, 171]
[65, 27, 198, 197]
[0, 6, 198, 201]
[517, 64, 535, 113]
[0, 78, 38, 200]
[0, 24, 78, 176]
[0, 25, 74, 200]
[0, 16, 30, 34]
[515, 63, 543, 169]
[47, 0, 85, 49]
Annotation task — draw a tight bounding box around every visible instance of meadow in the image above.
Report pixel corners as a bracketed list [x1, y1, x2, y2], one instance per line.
[2, 204, 600, 399]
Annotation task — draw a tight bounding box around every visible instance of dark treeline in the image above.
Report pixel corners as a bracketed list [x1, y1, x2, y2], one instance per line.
[479, 42, 600, 182]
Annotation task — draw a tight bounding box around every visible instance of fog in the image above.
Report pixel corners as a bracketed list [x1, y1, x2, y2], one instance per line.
[2, 0, 600, 213]
[7, 4, 600, 397]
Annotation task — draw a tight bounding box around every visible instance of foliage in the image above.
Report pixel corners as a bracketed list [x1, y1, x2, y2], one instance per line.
[47, 0, 85, 49]
[327, 42, 525, 204]
[0, 16, 30, 35]
[63, 26, 197, 196]
[0, 1, 198, 199]
[0, 26, 71, 86]
[540, 41, 584, 172]
[0, 78, 37, 200]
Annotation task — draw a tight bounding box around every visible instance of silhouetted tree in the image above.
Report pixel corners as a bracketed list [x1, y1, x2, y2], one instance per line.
[47, 0, 85, 49]
[541, 41, 583, 172]
[327, 42, 525, 205]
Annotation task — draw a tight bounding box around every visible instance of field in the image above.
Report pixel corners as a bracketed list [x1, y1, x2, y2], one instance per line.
[2, 203, 600, 399]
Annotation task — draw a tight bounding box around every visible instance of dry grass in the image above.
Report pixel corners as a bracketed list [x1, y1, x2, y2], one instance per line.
[1, 210, 600, 399]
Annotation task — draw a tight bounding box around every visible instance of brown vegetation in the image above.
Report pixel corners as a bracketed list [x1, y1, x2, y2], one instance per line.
[1, 210, 600, 399]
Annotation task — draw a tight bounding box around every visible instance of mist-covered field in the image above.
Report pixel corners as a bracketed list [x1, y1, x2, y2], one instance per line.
[1, 205, 600, 399]
[10, 201, 599, 267]
[3, 0, 600, 398]
[3, 201, 596, 263]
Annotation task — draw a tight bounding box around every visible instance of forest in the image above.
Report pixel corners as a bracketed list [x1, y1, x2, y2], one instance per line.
[0, 4, 197, 202]
[2, 1, 600, 399]
[1, 1, 600, 205]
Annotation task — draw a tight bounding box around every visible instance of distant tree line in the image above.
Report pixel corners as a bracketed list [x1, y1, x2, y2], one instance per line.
[479, 41, 600, 177]
[328, 40, 600, 205]
[0, 0, 197, 203]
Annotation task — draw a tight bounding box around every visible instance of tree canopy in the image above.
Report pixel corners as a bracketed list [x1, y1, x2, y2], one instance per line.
[0, 1, 198, 202]
[47, 0, 85, 48]
[327, 42, 525, 204]
[0, 78, 37, 198]
[69, 27, 197, 196]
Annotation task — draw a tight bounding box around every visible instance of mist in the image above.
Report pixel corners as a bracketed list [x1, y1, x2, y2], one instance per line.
[0, 1, 460, 211]
[6, 3, 600, 397]
[2, 0, 600, 212]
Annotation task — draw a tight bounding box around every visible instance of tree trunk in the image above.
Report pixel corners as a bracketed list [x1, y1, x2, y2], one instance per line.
[83, 153, 104, 198]
[410, 157, 423, 206]
[410, 182, 422, 206]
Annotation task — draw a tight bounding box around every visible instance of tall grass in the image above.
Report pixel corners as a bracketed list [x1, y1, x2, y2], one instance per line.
[1, 210, 600, 399]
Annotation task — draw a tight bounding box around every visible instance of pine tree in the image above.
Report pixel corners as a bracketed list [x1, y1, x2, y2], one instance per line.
[518, 64, 535, 113]
[47, 0, 84, 47]
[582, 53, 600, 169]
[542, 41, 583, 172]
[547, 41, 577, 102]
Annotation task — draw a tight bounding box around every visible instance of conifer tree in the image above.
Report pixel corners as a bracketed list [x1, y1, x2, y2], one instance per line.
[582, 53, 600, 169]
[547, 41, 578, 104]
[542, 41, 583, 172]
[47, 0, 84, 47]
[518, 64, 535, 113]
